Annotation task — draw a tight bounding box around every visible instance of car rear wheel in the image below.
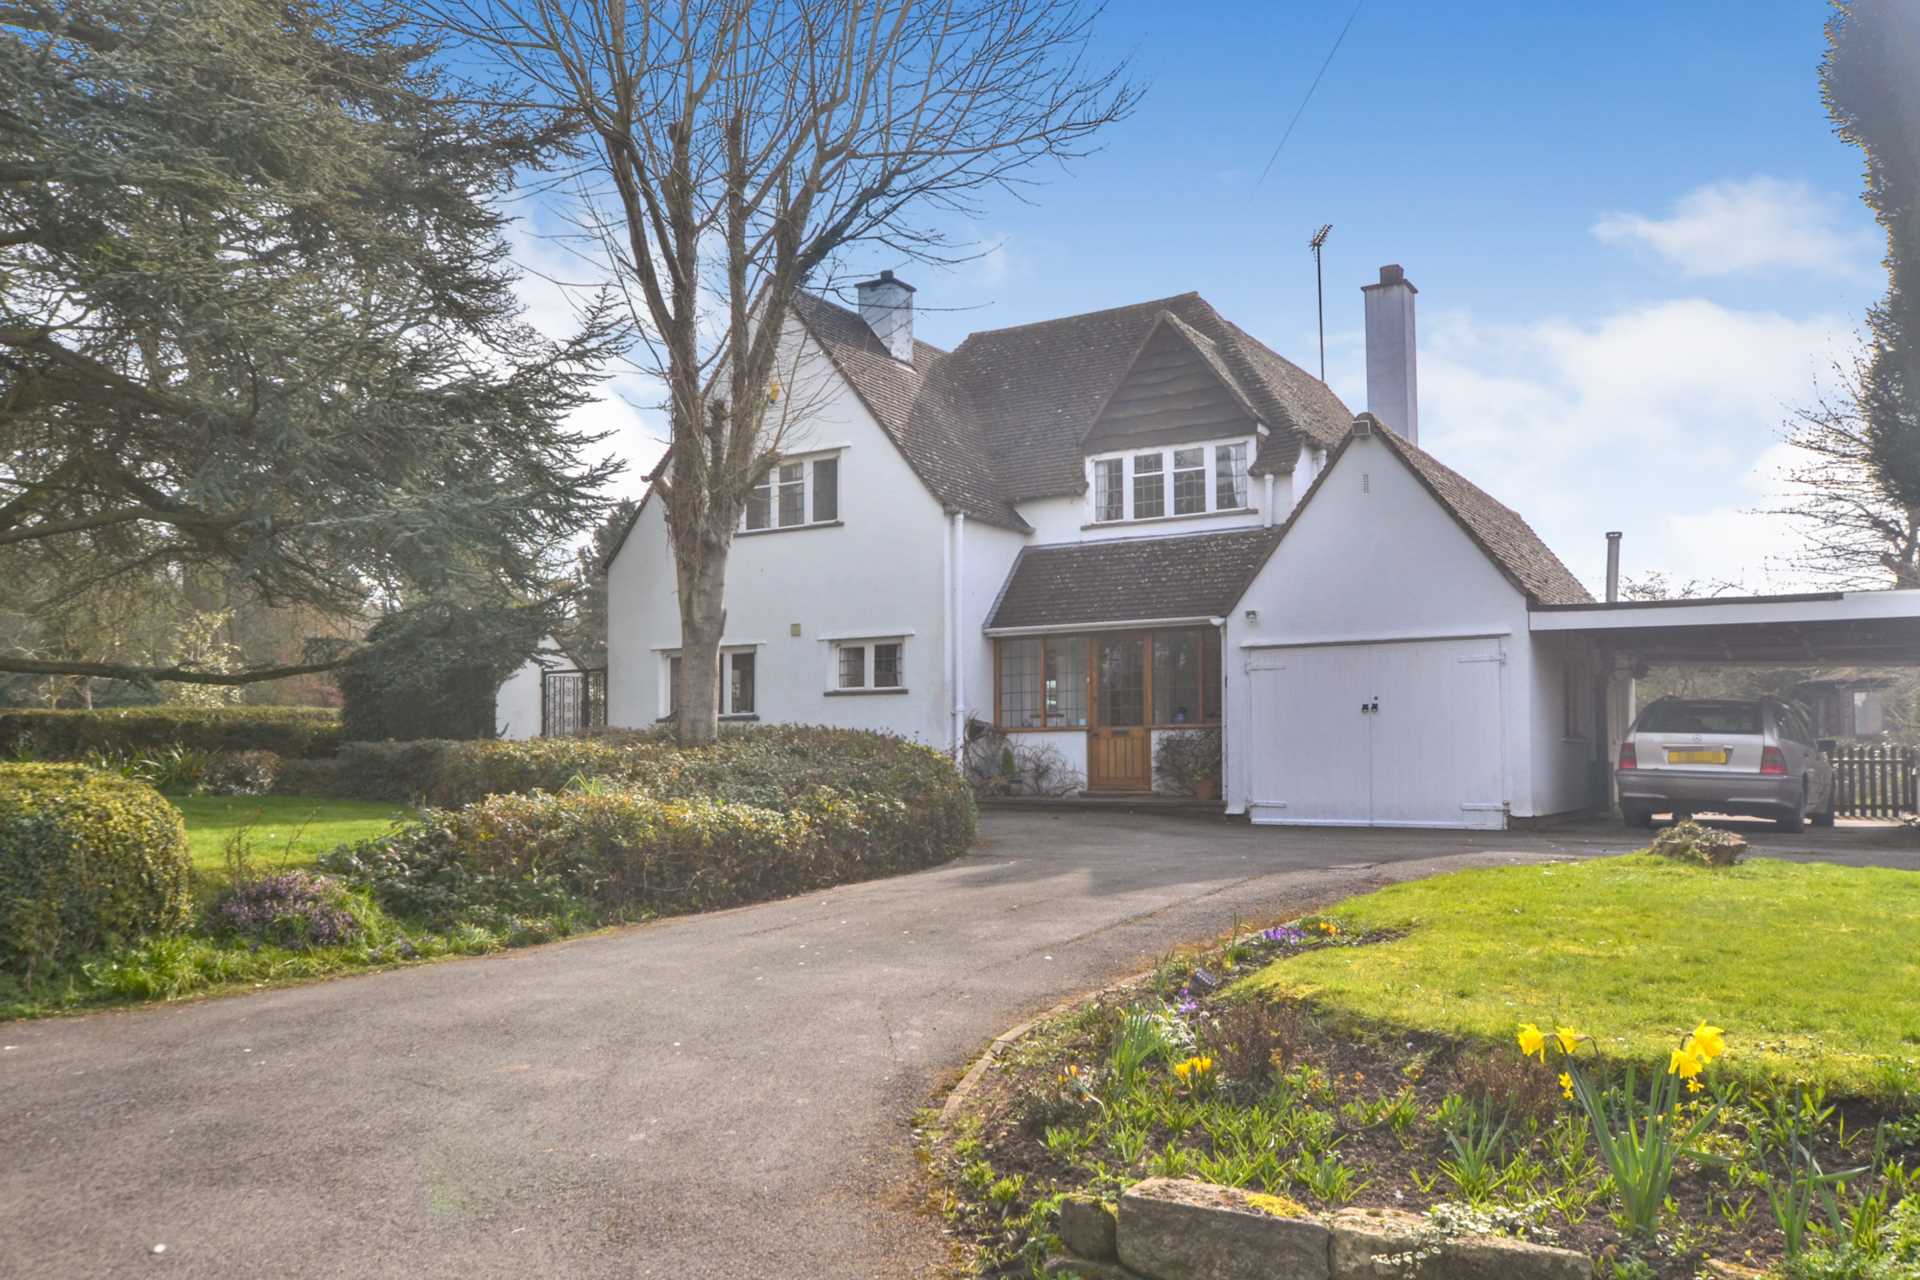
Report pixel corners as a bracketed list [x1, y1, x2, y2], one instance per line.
[1776, 787, 1807, 834]
[1810, 780, 1838, 828]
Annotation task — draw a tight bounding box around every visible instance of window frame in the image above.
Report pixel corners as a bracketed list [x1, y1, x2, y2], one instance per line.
[825, 635, 910, 695]
[661, 646, 761, 719]
[994, 627, 1221, 732]
[741, 450, 846, 533]
[1086, 436, 1259, 525]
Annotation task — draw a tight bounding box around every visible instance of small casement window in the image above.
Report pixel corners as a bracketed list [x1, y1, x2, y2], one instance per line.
[666, 650, 756, 716]
[1171, 447, 1207, 515]
[833, 639, 904, 691]
[1131, 452, 1165, 519]
[1215, 442, 1249, 509]
[744, 454, 841, 531]
[1093, 457, 1124, 522]
[728, 651, 756, 716]
[996, 634, 1089, 728]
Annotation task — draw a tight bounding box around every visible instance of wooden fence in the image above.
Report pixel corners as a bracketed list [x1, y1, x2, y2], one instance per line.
[1830, 744, 1917, 819]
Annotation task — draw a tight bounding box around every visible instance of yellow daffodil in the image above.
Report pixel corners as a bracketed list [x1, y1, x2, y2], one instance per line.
[1668, 1047, 1704, 1080]
[1686, 1078, 1704, 1095]
[1685, 1022, 1727, 1062]
[1171, 1060, 1193, 1082]
[1554, 1026, 1582, 1056]
[1558, 1072, 1575, 1101]
[1517, 1022, 1547, 1063]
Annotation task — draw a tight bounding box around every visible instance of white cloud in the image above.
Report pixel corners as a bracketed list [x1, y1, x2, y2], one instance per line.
[1328, 300, 1857, 593]
[1591, 176, 1877, 278]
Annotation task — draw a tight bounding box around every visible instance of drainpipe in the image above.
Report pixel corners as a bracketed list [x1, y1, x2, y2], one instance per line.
[1605, 531, 1622, 603]
[1262, 473, 1276, 528]
[951, 511, 967, 759]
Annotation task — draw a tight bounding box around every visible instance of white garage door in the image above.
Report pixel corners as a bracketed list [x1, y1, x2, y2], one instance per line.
[1245, 637, 1508, 829]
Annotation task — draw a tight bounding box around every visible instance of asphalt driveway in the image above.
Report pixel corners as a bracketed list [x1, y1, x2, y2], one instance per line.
[2, 810, 1911, 1279]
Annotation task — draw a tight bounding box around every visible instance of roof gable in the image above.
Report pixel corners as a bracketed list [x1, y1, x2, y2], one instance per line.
[1080, 312, 1265, 452]
[1265, 417, 1593, 607]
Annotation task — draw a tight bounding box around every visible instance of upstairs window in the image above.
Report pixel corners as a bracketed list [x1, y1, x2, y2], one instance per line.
[1132, 452, 1165, 519]
[1093, 458, 1124, 522]
[744, 453, 842, 531]
[1089, 438, 1257, 524]
[1172, 447, 1207, 515]
[1215, 442, 1249, 509]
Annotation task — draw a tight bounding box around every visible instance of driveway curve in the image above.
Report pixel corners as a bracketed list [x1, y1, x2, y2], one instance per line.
[1, 810, 1880, 1278]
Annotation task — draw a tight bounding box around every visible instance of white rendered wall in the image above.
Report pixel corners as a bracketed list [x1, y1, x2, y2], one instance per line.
[1224, 432, 1542, 819]
[962, 519, 1029, 728]
[605, 336, 956, 745]
[494, 658, 545, 740]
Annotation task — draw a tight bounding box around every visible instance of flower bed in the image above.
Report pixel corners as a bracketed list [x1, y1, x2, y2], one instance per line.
[928, 891, 1920, 1280]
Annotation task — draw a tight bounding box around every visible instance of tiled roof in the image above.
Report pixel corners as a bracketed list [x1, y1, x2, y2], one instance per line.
[792, 290, 1353, 519]
[987, 527, 1286, 630]
[791, 293, 1026, 531]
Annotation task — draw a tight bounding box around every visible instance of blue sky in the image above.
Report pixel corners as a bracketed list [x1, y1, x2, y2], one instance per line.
[517, 0, 1885, 595]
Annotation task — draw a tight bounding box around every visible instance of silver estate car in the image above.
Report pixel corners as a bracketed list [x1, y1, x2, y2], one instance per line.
[1616, 697, 1838, 832]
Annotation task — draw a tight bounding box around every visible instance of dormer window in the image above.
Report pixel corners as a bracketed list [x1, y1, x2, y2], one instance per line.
[1088, 437, 1255, 525]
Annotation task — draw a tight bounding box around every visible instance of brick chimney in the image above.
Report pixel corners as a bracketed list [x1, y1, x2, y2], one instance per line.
[856, 270, 915, 362]
[1361, 264, 1418, 443]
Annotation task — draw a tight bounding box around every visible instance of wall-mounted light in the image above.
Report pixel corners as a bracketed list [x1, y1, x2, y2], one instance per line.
[1244, 608, 1259, 622]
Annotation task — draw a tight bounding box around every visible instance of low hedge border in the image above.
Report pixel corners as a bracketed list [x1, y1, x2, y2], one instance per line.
[1, 707, 341, 760]
[319, 728, 977, 925]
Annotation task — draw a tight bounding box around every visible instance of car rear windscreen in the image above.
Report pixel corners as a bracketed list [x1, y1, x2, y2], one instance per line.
[1637, 702, 1762, 735]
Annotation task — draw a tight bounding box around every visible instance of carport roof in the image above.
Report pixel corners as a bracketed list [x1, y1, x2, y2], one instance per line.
[1530, 589, 1920, 665]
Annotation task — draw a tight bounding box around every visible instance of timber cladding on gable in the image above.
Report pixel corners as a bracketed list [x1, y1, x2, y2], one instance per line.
[1080, 313, 1264, 452]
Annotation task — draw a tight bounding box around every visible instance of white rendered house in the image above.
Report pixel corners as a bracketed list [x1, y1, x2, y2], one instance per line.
[599, 264, 1706, 827]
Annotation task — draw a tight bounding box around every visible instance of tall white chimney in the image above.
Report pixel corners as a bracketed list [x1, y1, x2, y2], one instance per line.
[856, 270, 915, 362]
[1362, 264, 1418, 443]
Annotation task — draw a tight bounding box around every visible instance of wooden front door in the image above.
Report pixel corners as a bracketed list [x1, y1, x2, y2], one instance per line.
[1089, 634, 1151, 791]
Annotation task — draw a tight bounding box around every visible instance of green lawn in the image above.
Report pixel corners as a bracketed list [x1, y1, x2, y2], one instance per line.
[171, 794, 410, 884]
[1246, 854, 1920, 1095]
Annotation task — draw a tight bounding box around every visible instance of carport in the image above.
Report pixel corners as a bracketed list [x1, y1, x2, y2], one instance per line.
[1530, 588, 1920, 816]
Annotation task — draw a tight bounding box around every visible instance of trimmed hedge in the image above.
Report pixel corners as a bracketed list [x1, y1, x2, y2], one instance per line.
[0, 707, 341, 760]
[0, 764, 193, 980]
[320, 727, 977, 923]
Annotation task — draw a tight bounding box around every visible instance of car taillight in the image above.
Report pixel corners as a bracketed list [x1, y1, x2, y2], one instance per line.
[1760, 746, 1788, 776]
[1617, 742, 1637, 770]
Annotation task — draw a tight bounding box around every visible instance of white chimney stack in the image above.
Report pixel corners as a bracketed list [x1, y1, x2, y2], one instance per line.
[1362, 264, 1418, 443]
[856, 270, 915, 362]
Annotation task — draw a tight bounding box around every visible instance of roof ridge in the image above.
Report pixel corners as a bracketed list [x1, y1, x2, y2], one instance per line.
[957, 291, 1205, 340]
[1024, 524, 1282, 553]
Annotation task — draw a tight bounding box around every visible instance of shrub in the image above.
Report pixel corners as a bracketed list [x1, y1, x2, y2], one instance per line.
[336, 600, 548, 742]
[0, 707, 340, 760]
[317, 818, 591, 930]
[327, 733, 974, 925]
[1650, 819, 1748, 867]
[1200, 998, 1308, 1087]
[201, 751, 280, 796]
[1154, 727, 1222, 796]
[0, 764, 192, 981]
[214, 872, 363, 949]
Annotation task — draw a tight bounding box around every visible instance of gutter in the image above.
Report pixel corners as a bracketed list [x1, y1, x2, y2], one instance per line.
[984, 615, 1224, 638]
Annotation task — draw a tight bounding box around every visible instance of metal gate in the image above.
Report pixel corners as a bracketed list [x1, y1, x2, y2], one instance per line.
[1831, 744, 1917, 818]
[540, 668, 606, 737]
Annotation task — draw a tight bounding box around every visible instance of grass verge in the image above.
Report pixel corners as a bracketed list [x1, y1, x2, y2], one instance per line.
[173, 793, 410, 883]
[1243, 854, 1920, 1097]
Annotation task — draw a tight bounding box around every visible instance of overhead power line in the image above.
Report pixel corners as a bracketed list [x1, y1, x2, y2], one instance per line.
[1255, 0, 1367, 189]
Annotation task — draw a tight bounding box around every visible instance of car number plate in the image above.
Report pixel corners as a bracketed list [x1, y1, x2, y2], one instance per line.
[1667, 748, 1728, 765]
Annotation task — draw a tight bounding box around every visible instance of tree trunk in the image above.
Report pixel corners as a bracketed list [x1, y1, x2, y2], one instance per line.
[674, 525, 732, 746]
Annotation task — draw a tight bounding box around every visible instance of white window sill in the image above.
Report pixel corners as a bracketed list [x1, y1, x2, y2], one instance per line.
[1083, 507, 1255, 531]
[738, 519, 843, 538]
[825, 687, 909, 697]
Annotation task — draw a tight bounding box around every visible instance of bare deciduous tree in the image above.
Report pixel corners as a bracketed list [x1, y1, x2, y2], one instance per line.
[426, 0, 1137, 743]
[1775, 358, 1920, 589]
